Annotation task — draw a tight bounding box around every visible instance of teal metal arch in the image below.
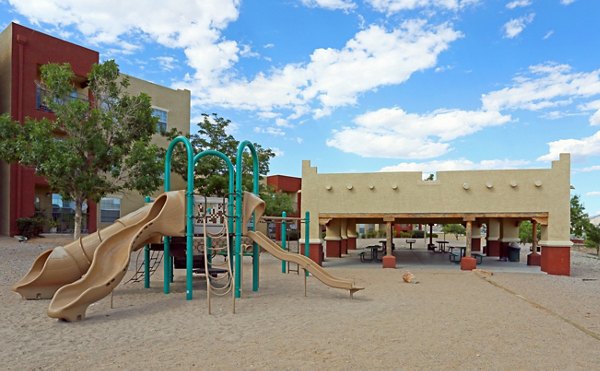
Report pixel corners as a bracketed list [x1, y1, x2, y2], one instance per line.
[234, 140, 259, 298]
[164, 136, 195, 300]
[192, 150, 235, 232]
[193, 150, 235, 280]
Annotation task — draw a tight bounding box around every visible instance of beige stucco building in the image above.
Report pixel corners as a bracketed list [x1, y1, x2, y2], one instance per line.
[300, 154, 572, 275]
[97, 75, 190, 230]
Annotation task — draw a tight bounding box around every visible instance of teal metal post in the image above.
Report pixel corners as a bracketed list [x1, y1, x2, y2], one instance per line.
[164, 136, 194, 299]
[235, 141, 259, 297]
[305, 211, 310, 277]
[281, 212, 287, 273]
[144, 196, 151, 288]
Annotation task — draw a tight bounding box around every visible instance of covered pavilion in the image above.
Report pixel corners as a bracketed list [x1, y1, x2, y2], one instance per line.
[300, 154, 572, 276]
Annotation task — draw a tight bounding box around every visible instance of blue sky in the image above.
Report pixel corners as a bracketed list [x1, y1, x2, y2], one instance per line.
[2, 0, 600, 217]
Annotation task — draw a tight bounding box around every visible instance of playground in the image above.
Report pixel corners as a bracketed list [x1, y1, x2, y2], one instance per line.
[11, 136, 362, 322]
[2, 234, 600, 369]
[5, 136, 600, 368]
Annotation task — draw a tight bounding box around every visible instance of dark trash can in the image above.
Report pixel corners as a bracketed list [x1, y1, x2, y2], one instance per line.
[508, 246, 520, 262]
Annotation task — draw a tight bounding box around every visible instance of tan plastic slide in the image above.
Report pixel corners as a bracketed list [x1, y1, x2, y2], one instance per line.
[44, 190, 186, 321]
[13, 202, 162, 300]
[242, 192, 363, 297]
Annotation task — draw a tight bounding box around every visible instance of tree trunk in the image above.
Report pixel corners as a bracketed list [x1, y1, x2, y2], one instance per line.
[73, 198, 83, 240]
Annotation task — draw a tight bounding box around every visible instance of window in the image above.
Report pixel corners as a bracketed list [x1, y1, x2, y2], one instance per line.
[100, 197, 121, 223]
[36, 84, 88, 112]
[51, 194, 88, 233]
[152, 108, 168, 133]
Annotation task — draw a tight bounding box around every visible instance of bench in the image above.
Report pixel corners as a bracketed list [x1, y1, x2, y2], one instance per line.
[449, 252, 461, 263]
[471, 252, 484, 264]
[449, 252, 484, 264]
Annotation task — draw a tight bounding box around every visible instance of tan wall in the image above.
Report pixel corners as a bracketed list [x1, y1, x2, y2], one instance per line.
[0, 25, 12, 235]
[97, 75, 191, 229]
[0, 24, 11, 114]
[124, 74, 191, 140]
[301, 154, 571, 245]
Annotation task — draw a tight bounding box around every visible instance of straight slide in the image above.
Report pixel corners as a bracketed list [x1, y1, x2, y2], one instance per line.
[13, 203, 159, 300]
[247, 230, 363, 296]
[46, 190, 186, 321]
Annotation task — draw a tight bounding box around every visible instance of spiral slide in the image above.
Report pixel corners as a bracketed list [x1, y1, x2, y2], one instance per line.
[42, 190, 186, 321]
[242, 192, 363, 297]
[13, 202, 164, 300]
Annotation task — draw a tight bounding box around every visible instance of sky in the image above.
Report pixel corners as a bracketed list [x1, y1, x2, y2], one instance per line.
[1, 0, 600, 217]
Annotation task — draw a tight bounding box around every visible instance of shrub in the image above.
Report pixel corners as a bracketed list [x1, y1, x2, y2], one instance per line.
[411, 230, 425, 238]
[16, 216, 45, 238]
[287, 229, 299, 241]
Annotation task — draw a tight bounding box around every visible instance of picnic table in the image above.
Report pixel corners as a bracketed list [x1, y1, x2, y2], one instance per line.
[436, 240, 449, 253]
[360, 245, 383, 262]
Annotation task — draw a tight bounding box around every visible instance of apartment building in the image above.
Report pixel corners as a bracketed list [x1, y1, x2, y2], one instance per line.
[0, 23, 190, 236]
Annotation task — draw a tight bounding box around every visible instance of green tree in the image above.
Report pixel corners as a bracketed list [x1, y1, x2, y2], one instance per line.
[0, 61, 162, 240]
[570, 194, 590, 237]
[442, 224, 465, 239]
[167, 113, 275, 197]
[519, 220, 542, 244]
[585, 222, 600, 255]
[260, 186, 295, 216]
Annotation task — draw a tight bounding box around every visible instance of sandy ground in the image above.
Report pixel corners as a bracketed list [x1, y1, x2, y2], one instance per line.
[1, 235, 600, 370]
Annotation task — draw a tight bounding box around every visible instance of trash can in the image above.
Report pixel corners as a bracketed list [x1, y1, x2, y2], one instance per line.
[508, 246, 520, 262]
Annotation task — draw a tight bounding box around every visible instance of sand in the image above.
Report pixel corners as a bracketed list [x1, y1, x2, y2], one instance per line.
[1, 235, 600, 370]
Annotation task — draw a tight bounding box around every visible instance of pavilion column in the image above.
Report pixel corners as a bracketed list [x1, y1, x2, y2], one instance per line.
[471, 223, 481, 252]
[346, 219, 357, 250]
[382, 220, 396, 268]
[539, 224, 571, 276]
[486, 219, 501, 257]
[340, 219, 348, 255]
[324, 219, 342, 258]
[427, 224, 434, 250]
[527, 219, 541, 266]
[461, 220, 477, 270]
[500, 219, 520, 261]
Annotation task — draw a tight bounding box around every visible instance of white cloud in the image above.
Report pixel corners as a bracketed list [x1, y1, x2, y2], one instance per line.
[579, 100, 600, 125]
[275, 118, 293, 127]
[8, 1, 464, 126]
[188, 20, 462, 118]
[561, 0, 575, 5]
[576, 165, 600, 172]
[543, 30, 554, 40]
[326, 107, 510, 159]
[506, 0, 532, 9]
[271, 147, 285, 157]
[586, 191, 600, 197]
[8, 0, 241, 85]
[503, 13, 535, 39]
[254, 126, 286, 136]
[154, 56, 176, 72]
[538, 130, 600, 161]
[367, 0, 479, 14]
[301, 0, 356, 11]
[482, 63, 600, 115]
[380, 158, 531, 172]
